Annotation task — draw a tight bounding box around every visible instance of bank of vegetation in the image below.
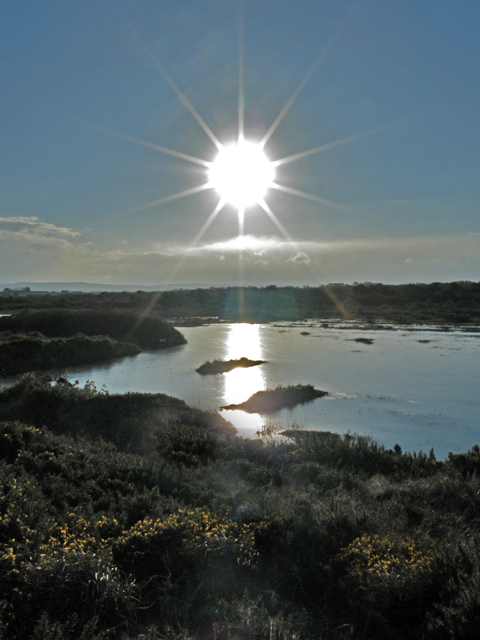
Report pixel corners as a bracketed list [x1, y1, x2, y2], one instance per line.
[0, 309, 186, 375]
[1, 374, 480, 639]
[2, 281, 480, 324]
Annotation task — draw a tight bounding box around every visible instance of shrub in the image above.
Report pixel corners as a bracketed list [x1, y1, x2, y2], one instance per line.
[336, 532, 438, 591]
[9, 550, 137, 639]
[428, 535, 480, 638]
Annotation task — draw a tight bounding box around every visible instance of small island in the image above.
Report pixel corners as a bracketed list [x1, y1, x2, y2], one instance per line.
[222, 383, 328, 413]
[196, 357, 266, 375]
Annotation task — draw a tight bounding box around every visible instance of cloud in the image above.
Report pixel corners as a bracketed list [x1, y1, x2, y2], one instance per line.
[287, 251, 311, 264]
[191, 235, 283, 254]
[2, 214, 480, 286]
[0, 216, 88, 282]
[0, 217, 80, 244]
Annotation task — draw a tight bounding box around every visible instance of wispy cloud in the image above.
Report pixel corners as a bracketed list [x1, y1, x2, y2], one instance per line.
[0, 217, 80, 243]
[188, 235, 285, 254]
[1, 215, 479, 285]
[0, 216, 84, 272]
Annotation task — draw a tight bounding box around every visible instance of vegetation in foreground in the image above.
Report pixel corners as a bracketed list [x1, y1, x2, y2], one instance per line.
[0, 309, 186, 375]
[222, 384, 329, 413]
[196, 357, 267, 375]
[2, 375, 480, 639]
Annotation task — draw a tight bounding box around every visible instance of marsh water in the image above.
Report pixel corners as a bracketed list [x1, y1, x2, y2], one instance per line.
[7, 321, 480, 459]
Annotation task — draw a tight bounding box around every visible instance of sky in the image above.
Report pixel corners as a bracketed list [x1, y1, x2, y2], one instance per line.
[1, 0, 480, 288]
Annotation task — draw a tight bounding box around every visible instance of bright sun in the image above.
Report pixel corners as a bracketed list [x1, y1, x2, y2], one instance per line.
[108, 8, 401, 253]
[208, 138, 275, 210]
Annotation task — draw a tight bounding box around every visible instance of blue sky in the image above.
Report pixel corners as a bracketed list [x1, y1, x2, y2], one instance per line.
[1, 0, 479, 287]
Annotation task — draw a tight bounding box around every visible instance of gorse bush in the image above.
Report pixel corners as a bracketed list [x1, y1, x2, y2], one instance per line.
[336, 532, 438, 593]
[1, 381, 480, 638]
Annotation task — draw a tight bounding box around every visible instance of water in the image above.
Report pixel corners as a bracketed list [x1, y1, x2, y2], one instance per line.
[3, 321, 479, 458]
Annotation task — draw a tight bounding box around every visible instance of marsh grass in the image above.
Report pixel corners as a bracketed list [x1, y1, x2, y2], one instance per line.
[1, 377, 480, 638]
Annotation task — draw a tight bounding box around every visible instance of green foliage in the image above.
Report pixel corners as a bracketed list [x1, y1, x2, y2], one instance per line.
[282, 429, 440, 480]
[15, 551, 136, 639]
[429, 535, 480, 638]
[0, 374, 231, 456]
[1, 383, 480, 638]
[447, 444, 480, 478]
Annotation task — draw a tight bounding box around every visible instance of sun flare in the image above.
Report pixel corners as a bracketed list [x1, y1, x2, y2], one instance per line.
[105, 6, 407, 275]
[208, 139, 275, 210]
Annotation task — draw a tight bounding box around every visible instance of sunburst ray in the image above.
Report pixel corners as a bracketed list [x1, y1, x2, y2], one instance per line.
[116, 10, 222, 150]
[274, 118, 413, 167]
[125, 198, 227, 325]
[270, 182, 361, 216]
[259, 199, 350, 317]
[115, 183, 212, 218]
[260, 18, 348, 148]
[238, 1, 245, 141]
[165, 198, 227, 282]
[85, 120, 211, 167]
[258, 199, 299, 247]
[188, 199, 227, 250]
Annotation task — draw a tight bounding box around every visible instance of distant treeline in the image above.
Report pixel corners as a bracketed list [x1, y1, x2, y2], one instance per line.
[1, 281, 480, 323]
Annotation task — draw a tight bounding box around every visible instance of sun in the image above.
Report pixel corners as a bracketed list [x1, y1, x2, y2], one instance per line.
[208, 138, 275, 210]
[103, 6, 406, 263]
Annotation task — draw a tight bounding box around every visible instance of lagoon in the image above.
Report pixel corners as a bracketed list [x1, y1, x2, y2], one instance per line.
[6, 321, 480, 459]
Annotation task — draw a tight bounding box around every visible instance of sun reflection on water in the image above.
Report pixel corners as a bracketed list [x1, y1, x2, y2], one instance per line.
[223, 366, 264, 406]
[225, 323, 264, 360]
[220, 323, 267, 435]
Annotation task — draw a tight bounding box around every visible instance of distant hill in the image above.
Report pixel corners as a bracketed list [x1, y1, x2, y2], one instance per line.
[0, 281, 210, 293]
